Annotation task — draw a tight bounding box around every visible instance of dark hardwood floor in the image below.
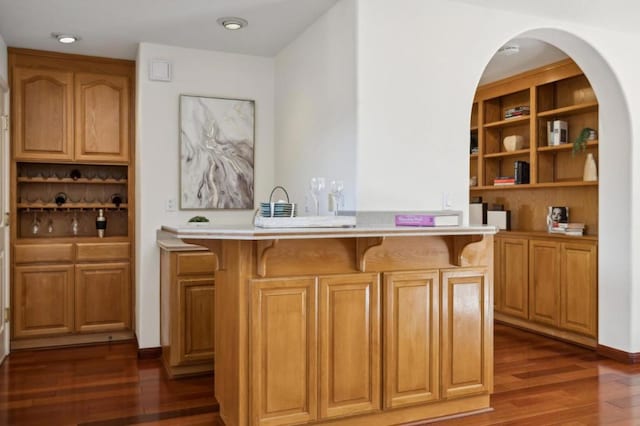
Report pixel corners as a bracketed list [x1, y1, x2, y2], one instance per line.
[1, 324, 639, 425]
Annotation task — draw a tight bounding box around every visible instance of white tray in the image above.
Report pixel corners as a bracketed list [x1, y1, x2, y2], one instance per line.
[255, 216, 356, 228]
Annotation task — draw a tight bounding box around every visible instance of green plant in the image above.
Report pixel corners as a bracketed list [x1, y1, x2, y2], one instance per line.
[188, 215, 209, 223]
[573, 127, 595, 155]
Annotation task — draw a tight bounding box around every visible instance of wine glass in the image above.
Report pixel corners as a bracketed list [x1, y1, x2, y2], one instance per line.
[31, 212, 40, 235]
[71, 212, 79, 236]
[309, 177, 325, 216]
[330, 180, 344, 215]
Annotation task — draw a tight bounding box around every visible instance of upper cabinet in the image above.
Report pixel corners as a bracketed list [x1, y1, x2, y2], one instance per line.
[10, 50, 133, 164]
[13, 67, 74, 161]
[75, 73, 129, 162]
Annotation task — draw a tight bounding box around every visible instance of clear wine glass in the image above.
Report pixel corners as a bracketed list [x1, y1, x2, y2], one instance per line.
[309, 177, 326, 216]
[31, 212, 40, 235]
[71, 212, 79, 236]
[330, 180, 344, 215]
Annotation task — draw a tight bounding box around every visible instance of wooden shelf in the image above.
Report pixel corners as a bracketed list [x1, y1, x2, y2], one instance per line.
[537, 102, 598, 118]
[17, 203, 128, 210]
[484, 149, 530, 159]
[537, 140, 598, 153]
[470, 126, 478, 131]
[17, 177, 127, 184]
[484, 115, 530, 129]
[470, 153, 479, 159]
[471, 181, 598, 191]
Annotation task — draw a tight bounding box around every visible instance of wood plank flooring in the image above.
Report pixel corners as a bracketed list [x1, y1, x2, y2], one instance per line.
[0, 324, 639, 425]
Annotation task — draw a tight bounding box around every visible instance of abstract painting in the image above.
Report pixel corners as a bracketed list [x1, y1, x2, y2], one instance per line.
[180, 95, 255, 209]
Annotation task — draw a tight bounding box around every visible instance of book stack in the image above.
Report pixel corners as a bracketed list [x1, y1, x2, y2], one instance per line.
[493, 176, 515, 186]
[395, 213, 460, 227]
[514, 161, 530, 184]
[549, 222, 585, 236]
[504, 106, 530, 119]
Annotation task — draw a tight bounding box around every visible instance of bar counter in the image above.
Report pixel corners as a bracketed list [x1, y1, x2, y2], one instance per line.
[161, 223, 497, 426]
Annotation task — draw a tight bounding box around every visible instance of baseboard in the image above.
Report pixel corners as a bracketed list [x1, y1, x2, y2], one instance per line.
[494, 313, 597, 349]
[137, 346, 162, 359]
[11, 331, 135, 350]
[597, 344, 640, 364]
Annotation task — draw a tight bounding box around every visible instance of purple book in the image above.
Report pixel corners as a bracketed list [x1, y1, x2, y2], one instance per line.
[395, 214, 459, 227]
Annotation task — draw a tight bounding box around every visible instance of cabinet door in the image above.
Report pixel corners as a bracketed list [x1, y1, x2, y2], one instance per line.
[75, 263, 131, 333]
[250, 277, 317, 426]
[383, 271, 439, 409]
[178, 278, 215, 363]
[13, 264, 74, 337]
[318, 273, 380, 418]
[560, 242, 597, 337]
[441, 268, 490, 399]
[493, 238, 501, 312]
[12, 67, 74, 161]
[499, 238, 529, 319]
[75, 73, 129, 162]
[529, 240, 560, 326]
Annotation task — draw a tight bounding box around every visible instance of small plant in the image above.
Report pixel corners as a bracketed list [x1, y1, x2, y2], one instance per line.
[188, 216, 209, 223]
[573, 127, 596, 155]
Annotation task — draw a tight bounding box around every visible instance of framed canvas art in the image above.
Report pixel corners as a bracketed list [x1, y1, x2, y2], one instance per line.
[180, 95, 255, 209]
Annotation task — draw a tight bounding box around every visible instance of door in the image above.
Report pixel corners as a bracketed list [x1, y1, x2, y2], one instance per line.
[75, 262, 131, 333]
[499, 237, 529, 319]
[0, 80, 9, 362]
[529, 240, 560, 326]
[560, 242, 597, 337]
[383, 271, 439, 409]
[250, 277, 317, 426]
[179, 277, 215, 363]
[12, 67, 74, 161]
[318, 273, 380, 419]
[74, 73, 129, 162]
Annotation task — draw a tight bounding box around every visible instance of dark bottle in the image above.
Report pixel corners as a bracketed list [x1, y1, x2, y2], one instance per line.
[70, 169, 82, 180]
[111, 193, 123, 207]
[55, 192, 67, 206]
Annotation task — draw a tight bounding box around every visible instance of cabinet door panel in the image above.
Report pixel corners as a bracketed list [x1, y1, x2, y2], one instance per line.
[75, 73, 129, 162]
[13, 67, 74, 161]
[529, 240, 560, 326]
[13, 265, 74, 337]
[250, 277, 317, 426]
[441, 268, 490, 399]
[383, 271, 439, 409]
[319, 273, 380, 418]
[500, 238, 529, 319]
[179, 278, 215, 362]
[560, 243, 597, 337]
[75, 263, 131, 333]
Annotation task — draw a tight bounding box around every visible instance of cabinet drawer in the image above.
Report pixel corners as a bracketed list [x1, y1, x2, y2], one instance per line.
[14, 244, 74, 264]
[176, 252, 216, 276]
[76, 243, 130, 262]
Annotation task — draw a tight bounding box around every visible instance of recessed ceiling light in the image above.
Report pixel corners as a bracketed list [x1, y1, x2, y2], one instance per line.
[217, 17, 248, 31]
[52, 33, 80, 44]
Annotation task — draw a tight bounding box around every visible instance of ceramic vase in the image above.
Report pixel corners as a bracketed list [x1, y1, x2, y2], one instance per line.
[583, 153, 598, 181]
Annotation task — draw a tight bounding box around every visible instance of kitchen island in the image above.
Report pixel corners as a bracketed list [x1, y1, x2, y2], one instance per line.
[161, 223, 497, 426]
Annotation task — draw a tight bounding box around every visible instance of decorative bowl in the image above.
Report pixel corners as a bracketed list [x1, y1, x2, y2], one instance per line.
[503, 135, 524, 152]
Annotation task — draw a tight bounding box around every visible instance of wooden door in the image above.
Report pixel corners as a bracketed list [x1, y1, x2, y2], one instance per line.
[560, 242, 597, 337]
[441, 268, 491, 399]
[318, 273, 380, 418]
[250, 277, 317, 426]
[75, 262, 131, 333]
[74, 73, 129, 162]
[13, 264, 74, 337]
[529, 240, 560, 326]
[383, 271, 439, 409]
[499, 237, 529, 319]
[12, 67, 74, 161]
[179, 278, 215, 363]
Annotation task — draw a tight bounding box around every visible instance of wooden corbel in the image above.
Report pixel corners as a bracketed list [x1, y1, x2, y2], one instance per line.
[356, 236, 385, 271]
[256, 239, 279, 277]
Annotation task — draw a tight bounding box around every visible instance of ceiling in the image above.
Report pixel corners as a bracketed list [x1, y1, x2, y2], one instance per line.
[0, 0, 338, 59]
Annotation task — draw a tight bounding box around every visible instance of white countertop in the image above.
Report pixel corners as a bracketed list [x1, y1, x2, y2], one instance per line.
[161, 223, 498, 241]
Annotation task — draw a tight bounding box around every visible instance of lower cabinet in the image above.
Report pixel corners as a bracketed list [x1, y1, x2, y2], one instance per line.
[495, 233, 598, 345]
[160, 248, 216, 378]
[249, 268, 490, 426]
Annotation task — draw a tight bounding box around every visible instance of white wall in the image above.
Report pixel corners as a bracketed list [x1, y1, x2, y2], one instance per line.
[136, 43, 274, 348]
[275, 0, 357, 213]
[0, 34, 7, 84]
[356, 0, 640, 352]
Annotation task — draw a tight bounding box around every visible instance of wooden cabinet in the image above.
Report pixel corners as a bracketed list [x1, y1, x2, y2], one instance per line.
[75, 262, 131, 333]
[13, 264, 74, 338]
[383, 271, 439, 409]
[496, 237, 528, 319]
[318, 273, 380, 419]
[160, 248, 216, 378]
[75, 73, 129, 162]
[250, 277, 317, 426]
[441, 268, 491, 399]
[495, 233, 598, 346]
[12, 67, 74, 161]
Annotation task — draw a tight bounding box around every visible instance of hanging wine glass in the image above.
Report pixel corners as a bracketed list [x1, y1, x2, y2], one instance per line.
[71, 212, 79, 236]
[31, 212, 40, 235]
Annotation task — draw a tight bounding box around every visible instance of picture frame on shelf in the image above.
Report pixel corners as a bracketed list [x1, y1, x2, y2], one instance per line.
[547, 206, 569, 231]
[179, 94, 255, 209]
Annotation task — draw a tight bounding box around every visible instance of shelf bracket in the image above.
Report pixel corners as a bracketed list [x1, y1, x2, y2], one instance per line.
[256, 239, 279, 277]
[356, 236, 385, 272]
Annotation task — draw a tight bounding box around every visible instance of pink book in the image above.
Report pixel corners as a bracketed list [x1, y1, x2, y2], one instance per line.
[395, 214, 459, 227]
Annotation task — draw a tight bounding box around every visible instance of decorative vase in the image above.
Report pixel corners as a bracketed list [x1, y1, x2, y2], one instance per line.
[583, 153, 598, 181]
